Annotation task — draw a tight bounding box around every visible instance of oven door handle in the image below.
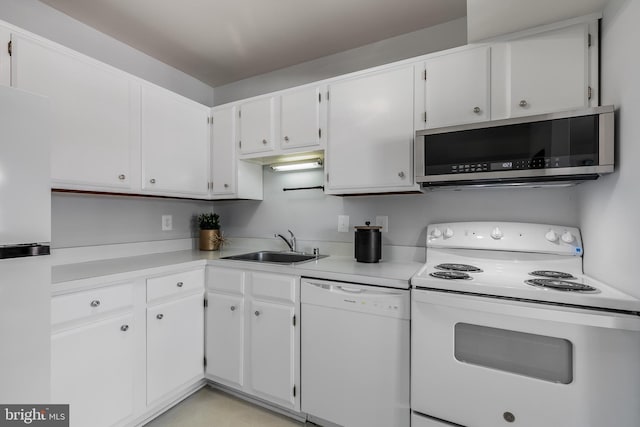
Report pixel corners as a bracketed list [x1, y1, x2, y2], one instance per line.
[413, 290, 640, 331]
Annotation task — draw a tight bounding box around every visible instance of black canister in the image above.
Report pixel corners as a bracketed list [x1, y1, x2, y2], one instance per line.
[354, 221, 382, 263]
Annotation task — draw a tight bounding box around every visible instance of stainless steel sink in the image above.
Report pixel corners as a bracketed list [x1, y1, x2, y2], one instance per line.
[222, 251, 326, 265]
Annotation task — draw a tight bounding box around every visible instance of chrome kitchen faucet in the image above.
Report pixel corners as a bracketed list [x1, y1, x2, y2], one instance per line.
[275, 230, 296, 252]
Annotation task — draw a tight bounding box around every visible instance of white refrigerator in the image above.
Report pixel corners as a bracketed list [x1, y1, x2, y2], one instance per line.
[0, 86, 51, 403]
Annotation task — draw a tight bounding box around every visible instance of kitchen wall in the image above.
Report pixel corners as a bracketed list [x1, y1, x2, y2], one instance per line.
[0, 0, 214, 105]
[213, 17, 467, 105]
[578, 0, 640, 297]
[51, 193, 211, 248]
[214, 168, 580, 249]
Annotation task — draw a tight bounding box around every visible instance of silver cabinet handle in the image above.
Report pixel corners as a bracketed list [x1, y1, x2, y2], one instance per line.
[254, 310, 260, 316]
[519, 100, 528, 107]
[262, 139, 267, 145]
[120, 325, 129, 332]
[118, 174, 126, 180]
[150, 178, 156, 184]
[156, 314, 164, 320]
[398, 171, 406, 179]
[176, 282, 183, 288]
[473, 106, 481, 114]
[90, 300, 100, 307]
[284, 136, 289, 142]
[230, 306, 236, 311]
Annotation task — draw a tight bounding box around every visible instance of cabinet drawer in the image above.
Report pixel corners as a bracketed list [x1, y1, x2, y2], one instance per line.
[52, 283, 133, 326]
[251, 272, 297, 303]
[147, 269, 204, 303]
[207, 267, 244, 295]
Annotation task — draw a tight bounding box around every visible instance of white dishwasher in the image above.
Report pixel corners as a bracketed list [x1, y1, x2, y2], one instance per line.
[301, 278, 410, 427]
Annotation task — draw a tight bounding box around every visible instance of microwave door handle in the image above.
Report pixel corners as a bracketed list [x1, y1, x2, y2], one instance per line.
[415, 291, 640, 331]
[337, 286, 364, 293]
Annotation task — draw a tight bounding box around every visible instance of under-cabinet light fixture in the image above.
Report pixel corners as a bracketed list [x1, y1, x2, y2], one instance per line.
[270, 158, 323, 172]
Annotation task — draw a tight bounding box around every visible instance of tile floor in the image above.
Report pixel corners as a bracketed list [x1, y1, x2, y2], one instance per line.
[145, 387, 307, 427]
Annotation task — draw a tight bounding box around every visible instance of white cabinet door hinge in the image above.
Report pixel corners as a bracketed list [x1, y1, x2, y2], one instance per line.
[204, 299, 208, 308]
[423, 69, 427, 80]
[293, 385, 296, 397]
[292, 315, 296, 327]
[588, 33, 592, 48]
[318, 128, 322, 139]
[318, 92, 321, 103]
[204, 357, 207, 368]
[588, 86, 593, 100]
[7, 40, 12, 56]
[326, 91, 330, 101]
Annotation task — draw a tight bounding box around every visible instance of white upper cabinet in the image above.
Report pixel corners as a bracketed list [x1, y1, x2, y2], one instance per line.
[326, 65, 416, 194]
[211, 106, 237, 196]
[238, 96, 277, 156]
[417, 46, 491, 129]
[11, 34, 140, 192]
[141, 84, 210, 197]
[280, 86, 325, 150]
[211, 105, 263, 200]
[493, 23, 591, 118]
[0, 25, 10, 86]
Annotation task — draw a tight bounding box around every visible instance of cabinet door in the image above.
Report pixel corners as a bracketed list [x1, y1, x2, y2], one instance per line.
[11, 34, 138, 191]
[250, 300, 297, 410]
[147, 293, 204, 405]
[507, 24, 589, 117]
[51, 314, 135, 427]
[205, 292, 244, 388]
[280, 86, 323, 150]
[211, 106, 237, 195]
[141, 85, 210, 197]
[326, 66, 415, 193]
[238, 97, 276, 155]
[0, 27, 10, 86]
[421, 46, 490, 128]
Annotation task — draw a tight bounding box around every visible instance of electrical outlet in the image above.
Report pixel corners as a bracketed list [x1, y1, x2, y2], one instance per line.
[338, 215, 349, 232]
[376, 216, 389, 233]
[162, 215, 173, 231]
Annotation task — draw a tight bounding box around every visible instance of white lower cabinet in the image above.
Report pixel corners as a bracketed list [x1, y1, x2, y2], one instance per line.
[206, 267, 300, 412]
[205, 292, 244, 388]
[51, 284, 136, 427]
[249, 299, 297, 409]
[146, 269, 205, 406]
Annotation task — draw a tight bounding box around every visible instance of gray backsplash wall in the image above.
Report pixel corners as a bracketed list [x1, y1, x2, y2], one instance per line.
[578, 0, 639, 297]
[213, 168, 580, 248]
[51, 193, 212, 248]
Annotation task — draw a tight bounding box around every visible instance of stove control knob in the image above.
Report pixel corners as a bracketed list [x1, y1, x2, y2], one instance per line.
[561, 231, 575, 244]
[444, 227, 454, 238]
[491, 227, 503, 240]
[431, 228, 443, 238]
[545, 230, 559, 242]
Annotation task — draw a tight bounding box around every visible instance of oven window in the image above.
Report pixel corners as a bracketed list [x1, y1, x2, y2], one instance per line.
[454, 323, 573, 384]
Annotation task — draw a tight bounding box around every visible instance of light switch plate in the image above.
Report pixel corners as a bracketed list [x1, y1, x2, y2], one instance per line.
[338, 215, 349, 233]
[376, 216, 389, 233]
[162, 215, 173, 231]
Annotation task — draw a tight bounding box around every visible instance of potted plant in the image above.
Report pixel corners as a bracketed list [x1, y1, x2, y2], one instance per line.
[198, 212, 223, 251]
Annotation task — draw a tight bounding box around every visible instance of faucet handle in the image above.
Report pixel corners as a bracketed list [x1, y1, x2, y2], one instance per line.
[287, 229, 295, 238]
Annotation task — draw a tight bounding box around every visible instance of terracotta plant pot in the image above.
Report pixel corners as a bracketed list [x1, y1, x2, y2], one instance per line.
[199, 229, 220, 251]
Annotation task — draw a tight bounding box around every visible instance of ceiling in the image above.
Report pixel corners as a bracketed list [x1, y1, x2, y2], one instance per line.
[39, 0, 467, 87]
[467, 0, 610, 42]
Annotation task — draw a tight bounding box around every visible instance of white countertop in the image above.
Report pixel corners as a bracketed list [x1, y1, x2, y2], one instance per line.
[52, 248, 422, 292]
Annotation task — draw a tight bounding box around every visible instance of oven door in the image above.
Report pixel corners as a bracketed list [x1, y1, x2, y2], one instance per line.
[411, 289, 640, 427]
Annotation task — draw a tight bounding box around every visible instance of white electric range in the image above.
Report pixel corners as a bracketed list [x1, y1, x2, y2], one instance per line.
[410, 222, 640, 427]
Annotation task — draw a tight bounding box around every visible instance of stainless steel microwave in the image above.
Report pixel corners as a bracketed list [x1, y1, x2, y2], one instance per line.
[415, 106, 614, 188]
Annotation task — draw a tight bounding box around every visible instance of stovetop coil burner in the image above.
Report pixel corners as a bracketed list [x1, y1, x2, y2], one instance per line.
[430, 271, 472, 280]
[529, 270, 576, 279]
[525, 279, 599, 293]
[435, 263, 483, 273]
